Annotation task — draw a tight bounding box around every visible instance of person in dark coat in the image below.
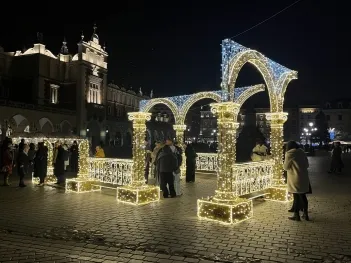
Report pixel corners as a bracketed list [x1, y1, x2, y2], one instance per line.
[156, 145, 178, 198]
[144, 140, 152, 184]
[17, 144, 30, 187]
[1, 139, 14, 186]
[185, 143, 197, 183]
[27, 143, 36, 178]
[328, 142, 343, 174]
[53, 142, 65, 184]
[34, 142, 48, 186]
[70, 141, 79, 173]
[18, 139, 25, 153]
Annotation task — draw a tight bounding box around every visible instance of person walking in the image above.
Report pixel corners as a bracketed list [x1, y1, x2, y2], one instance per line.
[284, 141, 311, 221]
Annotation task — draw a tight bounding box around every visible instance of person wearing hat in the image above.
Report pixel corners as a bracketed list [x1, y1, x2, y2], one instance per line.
[251, 138, 268, 161]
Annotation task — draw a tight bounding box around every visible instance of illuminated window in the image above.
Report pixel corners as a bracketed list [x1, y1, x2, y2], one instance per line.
[50, 84, 59, 104]
[87, 82, 101, 104]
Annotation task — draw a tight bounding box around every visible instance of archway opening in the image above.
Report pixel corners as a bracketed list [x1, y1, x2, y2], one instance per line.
[145, 102, 177, 148]
[12, 114, 29, 134]
[230, 63, 271, 162]
[183, 98, 219, 153]
[61, 120, 72, 135]
[39, 118, 54, 135]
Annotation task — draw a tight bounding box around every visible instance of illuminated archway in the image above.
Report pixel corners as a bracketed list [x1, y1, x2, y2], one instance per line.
[178, 91, 223, 124]
[140, 98, 180, 123]
[222, 39, 298, 112]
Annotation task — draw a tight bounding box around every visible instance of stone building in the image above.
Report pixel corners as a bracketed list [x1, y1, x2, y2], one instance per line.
[323, 100, 351, 140]
[0, 26, 109, 147]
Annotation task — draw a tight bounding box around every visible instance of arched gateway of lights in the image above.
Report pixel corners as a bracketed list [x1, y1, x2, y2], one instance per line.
[15, 39, 295, 224]
[113, 39, 298, 224]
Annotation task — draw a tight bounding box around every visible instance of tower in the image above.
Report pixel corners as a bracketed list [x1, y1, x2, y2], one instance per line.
[76, 24, 108, 146]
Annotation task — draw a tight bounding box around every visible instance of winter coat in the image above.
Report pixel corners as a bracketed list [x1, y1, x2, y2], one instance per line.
[284, 148, 310, 194]
[157, 150, 178, 173]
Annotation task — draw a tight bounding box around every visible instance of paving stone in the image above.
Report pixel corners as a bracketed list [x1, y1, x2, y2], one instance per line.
[0, 154, 350, 263]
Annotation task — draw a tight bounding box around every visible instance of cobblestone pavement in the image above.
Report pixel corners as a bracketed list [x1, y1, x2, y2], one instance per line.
[0, 154, 351, 263]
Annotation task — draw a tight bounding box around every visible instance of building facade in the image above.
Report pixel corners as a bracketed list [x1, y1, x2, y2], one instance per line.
[0, 26, 176, 153]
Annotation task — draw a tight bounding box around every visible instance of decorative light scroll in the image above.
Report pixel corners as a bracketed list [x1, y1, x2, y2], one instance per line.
[232, 160, 274, 196]
[196, 153, 218, 172]
[89, 157, 133, 185]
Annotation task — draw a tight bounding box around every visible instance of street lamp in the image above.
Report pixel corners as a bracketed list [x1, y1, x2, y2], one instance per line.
[309, 122, 313, 127]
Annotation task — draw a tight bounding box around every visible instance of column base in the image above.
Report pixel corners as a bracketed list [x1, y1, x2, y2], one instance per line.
[65, 179, 101, 193]
[116, 185, 160, 205]
[197, 197, 253, 224]
[32, 167, 57, 185]
[265, 185, 292, 202]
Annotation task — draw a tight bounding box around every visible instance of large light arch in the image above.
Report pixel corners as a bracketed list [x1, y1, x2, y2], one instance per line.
[139, 98, 180, 123]
[227, 51, 275, 106]
[222, 40, 297, 112]
[178, 91, 222, 124]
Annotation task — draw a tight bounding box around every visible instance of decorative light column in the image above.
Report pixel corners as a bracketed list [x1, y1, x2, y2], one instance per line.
[265, 112, 290, 202]
[197, 102, 253, 224]
[173, 124, 186, 177]
[43, 140, 56, 184]
[117, 112, 160, 205]
[66, 139, 100, 193]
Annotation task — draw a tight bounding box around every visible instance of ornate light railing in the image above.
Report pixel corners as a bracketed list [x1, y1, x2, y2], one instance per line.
[233, 160, 274, 196]
[88, 158, 133, 185]
[196, 153, 218, 172]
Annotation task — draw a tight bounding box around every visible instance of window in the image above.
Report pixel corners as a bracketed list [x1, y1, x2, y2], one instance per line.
[87, 82, 101, 104]
[326, 102, 331, 109]
[107, 106, 111, 115]
[338, 102, 343, 109]
[338, 115, 342, 121]
[50, 84, 59, 104]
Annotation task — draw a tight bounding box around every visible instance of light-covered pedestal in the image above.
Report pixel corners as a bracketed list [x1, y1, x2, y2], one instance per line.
[66, 140, 101, 193]
[198, 102, 253, 224]
[265, 112, 291, 202]
[173, 124, 186, 178]
[117, 112, 160, 205]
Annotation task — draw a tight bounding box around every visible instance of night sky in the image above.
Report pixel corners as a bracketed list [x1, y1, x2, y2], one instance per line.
[0, 0, 342, 108]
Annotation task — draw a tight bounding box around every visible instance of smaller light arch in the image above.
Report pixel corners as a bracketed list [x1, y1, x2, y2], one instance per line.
[234, 84, 266, 107]
[139, 98, 180, 123]
[178, 91, 223, 124]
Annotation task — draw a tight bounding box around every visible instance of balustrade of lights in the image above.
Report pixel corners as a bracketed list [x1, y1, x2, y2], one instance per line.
[232, 160, 274, 196]
[88, 157, 133, 185]
[196, 153, 218, 172]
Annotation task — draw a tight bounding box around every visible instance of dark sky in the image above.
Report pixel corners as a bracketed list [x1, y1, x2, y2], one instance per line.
[0, 0, 343, 107]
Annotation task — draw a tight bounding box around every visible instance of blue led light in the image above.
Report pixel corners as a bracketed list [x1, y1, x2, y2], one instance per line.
[221, 38, 294, 87]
